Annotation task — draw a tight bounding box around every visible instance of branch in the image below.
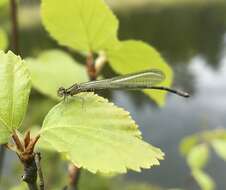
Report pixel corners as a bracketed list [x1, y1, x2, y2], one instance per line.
[10, 0, 20, 54]
[22, 157, 38, 190]
[67, 164, 81, 190]
[35, 152, 44, 190]
[86, 52, 96, 81]
[12, 131, 41, 190]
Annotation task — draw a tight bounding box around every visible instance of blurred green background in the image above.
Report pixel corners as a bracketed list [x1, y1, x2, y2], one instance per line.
[1, 0, 226, 189]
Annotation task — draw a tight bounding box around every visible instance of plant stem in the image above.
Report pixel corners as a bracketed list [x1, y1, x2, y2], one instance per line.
[22, 157, 38, 190]
[12, 131, 41, 190]
[86, 52, 96, 81]
[35, 153, 45, 190]
[27, 183, 38, 190]
[0, 146, 5, 181]
[10, 0, 20, 54]
[68, 164, 81, 190]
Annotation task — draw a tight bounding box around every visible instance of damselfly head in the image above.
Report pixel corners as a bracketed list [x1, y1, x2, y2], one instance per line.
[57, 87, 67, 97]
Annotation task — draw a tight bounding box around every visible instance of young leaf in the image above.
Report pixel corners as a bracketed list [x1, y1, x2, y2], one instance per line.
[0, 28, 8, 50]
[41, 0, 118, 52]
[211, 139, 226, 161]
[26, 50, 88, 100]
[0, 51, 31, 132]
[192, 169, 215, 190]
[40, 93, 164, 174]
[187, 144, 209, 170]
[107, 40, 173, 106]
[179, 134, 199, 156]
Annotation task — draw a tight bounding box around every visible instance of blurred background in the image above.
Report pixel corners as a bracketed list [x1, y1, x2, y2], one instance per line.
[1, 0, 226, 189]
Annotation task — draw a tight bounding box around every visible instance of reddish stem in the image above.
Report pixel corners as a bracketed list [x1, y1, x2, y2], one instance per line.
[68, 164, 80, 190]
[86, 52, 96, 81]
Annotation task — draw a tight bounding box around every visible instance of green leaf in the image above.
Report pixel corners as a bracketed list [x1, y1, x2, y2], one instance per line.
[0, 51, 31, 132]
[26, 50, 88, 100]
[23, 98, 56, 130]
[119, 182, 162, 190]
[41, 0, 118, 52]
[192, 169, 215, 190]
[179, 134, 199, 156]
[107, 40, 173, 106]
[0, 28, 8, 50]
[211, 139, 226, 161]
[201, 129, 226, 142]
[0, 0, 7, 7]
[78, 170, 112, 190]
[40, 93, 164, 174]
[0, 124, 10, 144]
[9, 183, 27, 190]
[187, 144, 209, 169]
[30, 125, 55, 151]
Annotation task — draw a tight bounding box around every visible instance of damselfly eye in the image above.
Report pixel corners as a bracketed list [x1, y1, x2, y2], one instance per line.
[57, 87, 66, 97]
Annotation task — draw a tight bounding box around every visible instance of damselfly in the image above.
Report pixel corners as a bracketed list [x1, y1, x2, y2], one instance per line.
[57, 70, 190, 98]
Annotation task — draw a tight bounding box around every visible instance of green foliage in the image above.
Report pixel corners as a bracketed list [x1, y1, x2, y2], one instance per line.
[119, 182, 162, 190]
[192, 169, 215, 190]
[9, 183, 27, 190]
[0, 51, 31, 135]
[34, 126, 56, 151]
[107, 40, 173, 106]
[179, 135, 199, 156]
[23, 98, 56, 130]
[40, 93, 164, 174]
[79, 171, 163, 190]
[41, 0, 174, 106]
[0, 0, 7, 8]
[187, 144, 209, 169]
[185, 143, 213, 190]
[0, 125, 10, 143]
[180, 129, 226, 156]
[38, 151, 67, 189]
[25, 49, 165, 175]
[0, 0, 185, 187]
[78, 170, 112, 190]
[41, 0, 118, 52]
[211, 139, 226, 161]
[0, 28, 8, 50]
[26, 50, 88, 100]
[180, 129, 226, 190]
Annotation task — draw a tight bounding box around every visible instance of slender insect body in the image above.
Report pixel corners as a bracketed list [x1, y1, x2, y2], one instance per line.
[57, 69, 190, 99]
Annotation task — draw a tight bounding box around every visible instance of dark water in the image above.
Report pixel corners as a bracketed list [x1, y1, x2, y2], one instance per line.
[2, 1, 226, 189]
[111, 2, 226, 190]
